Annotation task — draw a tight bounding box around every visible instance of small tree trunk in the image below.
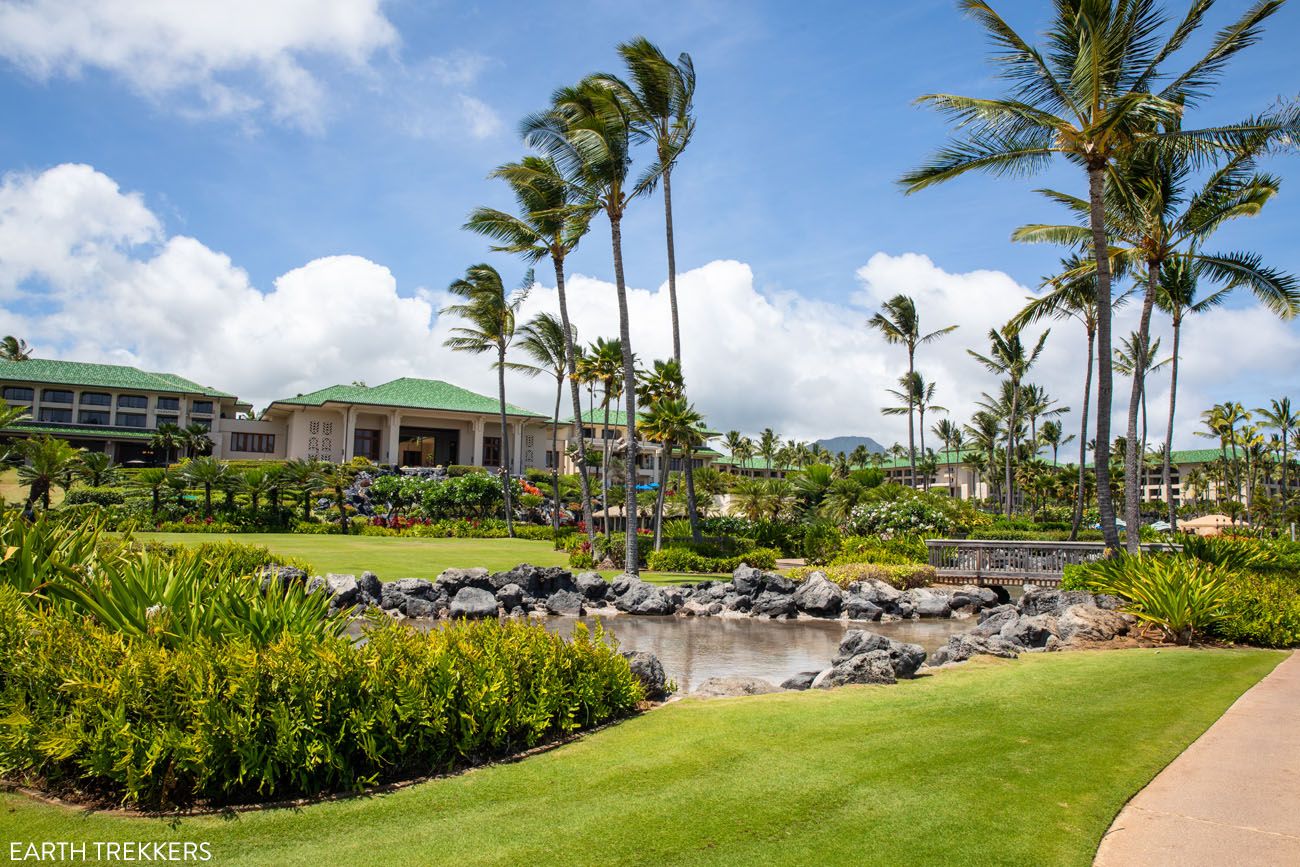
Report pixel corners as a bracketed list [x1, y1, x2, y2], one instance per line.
[654, 440, 670, 551]
[1124, 262, 1158, 554]
[610, 213, 640, 575]
[497, 346, 514, 538]
[663, 167, 681, 364]
[1005, 386, 1017, 518]
[1088, 164, 1120, 550]
[907, 348, 917, 487]
[204, 484, 212, 518]
[684, 444, 702, 543]
[602, 399, 612, 542]
[551, 376, 562, 539]
[553, 256, 596, 546]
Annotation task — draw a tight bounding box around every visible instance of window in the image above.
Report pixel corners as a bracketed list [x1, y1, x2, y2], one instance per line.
[603, 429, 618, 440]
[154, 414, 179, 428]
[156, 396, 179, 411]
[482, 436, 502, 466]
[581, 426, 595, 438]
[116, 413, 147, 428]
[78, 409, 109, 425]
[353, 428, 381, 461]
[42, 389, 73, 404]
[2, 386, 32, 402]
[545, 450, 558, 469]
[231, 432, 276, 453]
[117, 394, 147, 409]
[192, 400, 214, 414]
[80, 392, 111, 406]
[38, 407, 71, 423]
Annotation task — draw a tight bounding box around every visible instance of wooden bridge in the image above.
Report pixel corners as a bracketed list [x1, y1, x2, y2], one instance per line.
[925, 539, 1181, 587]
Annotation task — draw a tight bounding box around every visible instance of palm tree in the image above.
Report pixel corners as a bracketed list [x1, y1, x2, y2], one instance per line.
[17, 436, 80, 509]
[1114, 331, 1171, 470]
[76, 450, 118, 487]
[757, 428, 779, 478]
[722, 430, 746, 462]
[903, 0, 1289, 548]
[320, 462, 357, 534]
[638, 396, 705, 548]
[882, 371, 946, 489]
[1019, 383, 1067, 458]
[586, 337, 625, 540]
[183, 422, 213, 457]
[133, 466, 171, 519]
[969, 326, 1049, 516]
[1255, 397, 1299, 512]
[442, 263, 529, 538]
[150, 422, 183, 465]
[283, 458, 325, 524]
[241, 467, 274, 517]
[182, 455, 227, 518]
[1038, 420, 1074, 467]
[594, 37, 696, 363]
[0, 336, 31, 361]
[867, 294, 956, 484]
[466, 153, 597, 544]
[510, 312, 574, 536]
[637, 357, 704, 542]
[525, 79, 650, 575]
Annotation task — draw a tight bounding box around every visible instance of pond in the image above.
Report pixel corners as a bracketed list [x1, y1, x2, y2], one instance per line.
[541, 615, 973, 694]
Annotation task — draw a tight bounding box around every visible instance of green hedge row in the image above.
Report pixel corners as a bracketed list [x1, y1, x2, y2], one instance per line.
[645, 547, 779, 574]
[788, 562, 936, 590]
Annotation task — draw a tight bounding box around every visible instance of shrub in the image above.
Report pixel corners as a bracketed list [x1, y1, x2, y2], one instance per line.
[832, 534, 927, 565]
[63, 486, 126, 506]
[800, 521, 842, 566]
[849, 497, 952, 537]
[1215, 571, 1300, 648]
[788, 562, 935, 590]
[134, 539, 313, 576]
[447, 464, 490, 477]
[1067, 555, 1231, 645]
[645, 547, 779, 574]
[0, 593, 642, 809]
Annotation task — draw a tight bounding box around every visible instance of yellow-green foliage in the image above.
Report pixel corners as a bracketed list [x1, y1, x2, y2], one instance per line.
[831, 535, 927, 566]
[1068, 555, 1231, 644]
[788, 562, 935, 590]
[0, 591, 642, 809]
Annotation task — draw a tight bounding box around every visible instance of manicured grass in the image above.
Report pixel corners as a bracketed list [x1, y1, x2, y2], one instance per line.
[134, 532, 711, 585]
[0, 648, 1283, 865]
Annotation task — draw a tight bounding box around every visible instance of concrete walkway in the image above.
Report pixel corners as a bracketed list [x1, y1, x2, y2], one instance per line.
[1095, 651, 1300, 866]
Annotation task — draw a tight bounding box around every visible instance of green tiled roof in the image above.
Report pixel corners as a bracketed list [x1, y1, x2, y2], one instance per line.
[713, 455, 798, 471]
[0, 358, 235, 398]
[1085, 447, 1227, 468]
[565, 408, 720, 437]
[272, 378, 546, 419]
[7, 421, 155, 441]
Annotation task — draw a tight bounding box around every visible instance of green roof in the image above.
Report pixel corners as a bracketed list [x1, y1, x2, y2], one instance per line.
[713, 455, 798, 471]
[1086, 447, 1226, 468]
[565, 408, 720, 437]
[272, 378, 546, 419]
[6, 421, 155, 441]
[0, 358, 235, 398]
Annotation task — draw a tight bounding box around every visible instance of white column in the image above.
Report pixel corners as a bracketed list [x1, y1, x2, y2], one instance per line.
[514, 421, 525, 474]
[471, 417, 485, 466]
[341, 407, 356, 462]
[387, 411, 401, 465]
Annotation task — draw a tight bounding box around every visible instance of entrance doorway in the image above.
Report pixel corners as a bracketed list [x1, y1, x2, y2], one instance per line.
[398, 426, 460, 467]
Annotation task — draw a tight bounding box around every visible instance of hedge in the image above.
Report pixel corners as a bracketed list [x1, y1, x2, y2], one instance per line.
[788, 562, 936, 590]
[645, 547, 779, 574]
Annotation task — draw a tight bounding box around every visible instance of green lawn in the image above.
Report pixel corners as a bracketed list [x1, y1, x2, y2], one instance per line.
[0, 649, 1284, 865]
[135, 532, 710, 584]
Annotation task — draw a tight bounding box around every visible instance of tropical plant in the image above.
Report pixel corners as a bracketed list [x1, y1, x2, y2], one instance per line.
[183, 422, 214, 457]
[902, 0, 1291, 549]
[151, 422, 184, 465]
[1069, 555, 1231, 645]
[968, 326, 1049, 516]
[75, 450, 119, 487]
[17, 436, 81, 509]
[442, 263, 529, 537]
[0, 335, 31, 361]
[132, 467, 171, 518]
[510, 312, 574, 536]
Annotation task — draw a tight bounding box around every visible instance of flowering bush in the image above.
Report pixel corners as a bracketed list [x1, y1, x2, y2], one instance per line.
[849, 499, 952, 537]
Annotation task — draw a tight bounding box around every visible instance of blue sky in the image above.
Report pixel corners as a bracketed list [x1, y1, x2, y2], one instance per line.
[0, 0, 1297, 446]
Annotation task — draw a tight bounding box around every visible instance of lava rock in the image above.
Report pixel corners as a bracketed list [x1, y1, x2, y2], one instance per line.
[693, 676, 783, 697]
[793, 573, 844, 617]
[1057, 604, 1130, 643]
[622, 650, 669, 700]
[834, 630, 926, 679]
[972, 604, 1020, 637]
[437, 567, 493, 595]
[391, 578, 436, 600]
[495, 582, 525, 611]
[357, 571, 382, 602]
[575, 572, 609, 601]
[1018, 587, 1098, 617]
[1000, 613, 1060, 649]
[761, 572, 796, 594]
[813, 650, 898, 688]
[780, 671, 821, 691]
[405, 597, 439, 619]
[927, 633, 1020, 666]
[731, 564, 764, 597]
[751, 590, 798, 619]
[843, 594, 883, 621]
[324, 574, 359, 606]
[449, 586, 499, 619]
[258, 565, 307, 591]
[546, 589, 586, 615]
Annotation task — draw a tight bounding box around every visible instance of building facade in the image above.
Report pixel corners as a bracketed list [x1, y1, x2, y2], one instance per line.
[561, 408, 722, 484]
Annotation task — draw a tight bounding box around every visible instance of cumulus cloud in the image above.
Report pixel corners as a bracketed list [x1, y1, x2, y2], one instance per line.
[0, 0, 397, 130]
[2, 164, 1296, 451]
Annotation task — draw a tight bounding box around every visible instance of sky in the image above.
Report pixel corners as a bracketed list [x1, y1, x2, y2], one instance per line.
[0, 0, 1297, 452]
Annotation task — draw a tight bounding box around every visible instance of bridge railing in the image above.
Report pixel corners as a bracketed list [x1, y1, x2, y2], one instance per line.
[924, 539, 1182, 586]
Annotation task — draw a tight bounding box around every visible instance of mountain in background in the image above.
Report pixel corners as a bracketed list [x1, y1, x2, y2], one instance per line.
[815, 435, 886, 456]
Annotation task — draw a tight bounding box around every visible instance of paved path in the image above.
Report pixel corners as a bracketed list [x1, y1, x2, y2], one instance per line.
[1095, 651, 1300, 866]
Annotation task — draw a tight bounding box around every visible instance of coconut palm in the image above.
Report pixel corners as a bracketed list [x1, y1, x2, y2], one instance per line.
[1114, 331, 1171, 468]
[466, 154, 597, 544]
[1038, 420, 1075, 466]
[639, 396, 705, 548]
[525, 79, 649, 574]
[757, 428, 779, 478]
[75, 450, 118, 487]
[637, 357, 704, 542]
[0, 336, 31, 361]
[903, 0, 1290, 548]
[1255, 397, 1299, 511]
[867, 294, 956, 483]
[593, 37, 696, 363]
[442, 263, 529, 537]
[183, 422, 213, 458]
[969, 326, 1049, 516]
[882, 371, 946, 489]
[17, 436, 80, 509]
[150, 422, 183, 465]
[1019, 383, 1068, 458]
[509, 312, 574, 536]
[182, 455, 227, 518]
[586, 337, 625, 540]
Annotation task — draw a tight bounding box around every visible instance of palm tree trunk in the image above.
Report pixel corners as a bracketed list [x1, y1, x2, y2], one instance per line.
[302, 487, 312, 522]
[1088, 165, 1120, 550]
[663, 167, 681, 364]
[1005, 387, 1017, 518]
[602, 398, 612, 541]
[204, 483, 212, 518]
[497, 347, 515, 538]
[551, 375, 562, 538]
[654, 440, 670, 551]
[1123, 262, 1155, 554]
[906, 348, 917, 487]
[684, 444, 702, 543]
[610, 213, 640, 575]
[553, 257, 596, 546]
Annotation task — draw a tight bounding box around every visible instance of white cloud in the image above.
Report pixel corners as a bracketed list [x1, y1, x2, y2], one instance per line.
[2, 164, 1297, 451]
[385, 55, 503, 142]
[0, 0, 397, 131]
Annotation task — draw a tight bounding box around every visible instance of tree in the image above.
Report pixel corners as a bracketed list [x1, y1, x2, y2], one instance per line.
[442, 263, 529, 537]
[969, 326, 1049, 516]
[466, 153, 597, 545]
[882, 371, 946, 490]
[17, 436, 80, 509]
[150, 423, 183, 465]
[183, 422, 213, 457]
[867, 294, 956, 485]
[525, 79, 650, 575]
[586, 337, 625, 540]
[903, 0, 1290, 548]
[241, 468, 274, 517]
[510, 312, 575, 537]
[1019, 383, 1067, 457]
[133, 467, 171, 519]
[1038, 420, 1075, 466]
[594, 37, 696, 363]
[757, 428, 779, 477]
[638, 396, 705, 549]
[637, 357, 704, 543]
[320, 462, 357, 534]
[76, 450, 119, 487]
[283, 458, 325, 523]
[964, 410, 1002, 505]
[1255, 397, 1299, 512]
[1113, 331, 1171, 467]
[182, 455, 227, 518]
[0, 336, 31, 361]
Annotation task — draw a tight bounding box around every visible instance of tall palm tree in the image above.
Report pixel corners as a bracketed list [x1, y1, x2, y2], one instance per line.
[1255, 397, 1299, 512]
[1019, 383, 1067, 458]
[510, 312, 574, 536]
[525, 80, 649, 574]
[183, 422, 213, 458]
[867, 294, 957, 484]
[18, 436, 80, 509]
[882, 371, 946, 488]
[964, 411, 1002, 505]
[903, 0, 1290, 548]
[969, 326, 1049, 516]
[757, 428, 779, 478]
[850, 443, 871, 469]
[932, 417, 963, 484]
[466, 154, 597, 544]
[150, 423, 183, 465]
[637, 357, 704, 541]
[586, 337, 625, 540]
[1114, 331, 1171, 469]
[638, 396, 705, 549]
[442, 263, 529, 537]
[1038, 420, 1075, 467]
[182, 455, 227, 518]
[594, 37, 696, 363]
[0, 336, 31, 361]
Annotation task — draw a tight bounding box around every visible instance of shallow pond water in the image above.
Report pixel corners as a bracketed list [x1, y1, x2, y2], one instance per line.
[541, 615, 973, 694]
